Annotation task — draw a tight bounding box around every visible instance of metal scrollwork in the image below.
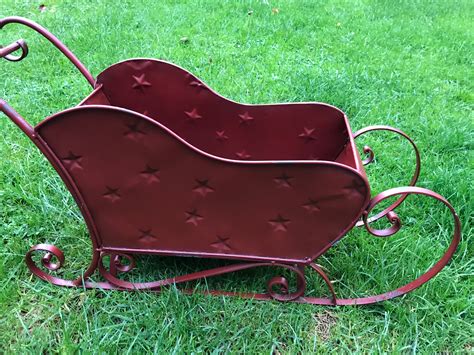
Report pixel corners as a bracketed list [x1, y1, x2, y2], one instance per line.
[25, 243, 99, 287]
[361, 145, 375, 166]
[98, 253, 308, 301]
[0, 39, 29, 61]
[266, 265, 306, 301]
[353, 125, 421, 226]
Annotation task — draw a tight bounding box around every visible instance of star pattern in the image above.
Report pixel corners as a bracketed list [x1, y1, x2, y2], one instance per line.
[302, 198, 321, 214]
[193, 179, 215, 197]
[268, 214, 291, 232]
[132, 73, 152, 91]
[274, 172, 293, 188]
[124, 121, 146, 140]
[216, 130, 229, 141]
[185, 209, 204, 226]
[62, 151, 83, 171]
[185, 108, 203, 122]
[103, 186, 121, 202]
[140, 165, 160, 183]
[298, 127, 317, 143]
[57, 61, 370, 264]
[239, 112, 255, 125]
[236, 150, 251, 159]
[210, 235, 232, 253]
[138, 228, 157, 242]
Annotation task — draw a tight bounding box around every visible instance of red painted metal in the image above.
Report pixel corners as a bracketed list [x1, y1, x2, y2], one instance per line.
[1, 17, 461, 305]
[0, 16, 94, 86]
[353, 125, 421, 226]
[0, 38, 28, 61]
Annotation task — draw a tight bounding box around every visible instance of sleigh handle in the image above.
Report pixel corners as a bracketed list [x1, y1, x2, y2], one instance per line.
[0, 16, 94, 86]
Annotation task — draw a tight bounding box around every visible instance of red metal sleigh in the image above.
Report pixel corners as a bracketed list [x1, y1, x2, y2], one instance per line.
[1, 17, 461, 305]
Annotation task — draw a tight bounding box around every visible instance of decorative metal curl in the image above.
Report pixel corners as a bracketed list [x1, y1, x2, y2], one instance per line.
[99, 252, 307, 301]
[363, 210, 402, 238]
[353, 125, 421, 226]
[0, 16, 94, 85]
[41, 250, 62, 271]
[266, 265, 306, 301]
[110, 253, 135, 275]
[361, 145, 375, 165]
[25, 243, 99, 287]
[26, 244, 65, 277]
[0, 39, 28, 61]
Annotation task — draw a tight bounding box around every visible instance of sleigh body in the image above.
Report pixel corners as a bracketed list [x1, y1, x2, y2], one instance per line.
[0, 17, 460, 305]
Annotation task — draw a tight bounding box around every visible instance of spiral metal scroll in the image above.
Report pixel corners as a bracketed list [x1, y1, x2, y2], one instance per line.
[341, 186, 462, 304]
[0, 39, 28, 61]
[98, 253, 306, 301]
[25, 243, 100, 287]
[353, 125, 421, 226]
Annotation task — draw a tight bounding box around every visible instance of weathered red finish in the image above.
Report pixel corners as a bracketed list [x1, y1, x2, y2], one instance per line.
[1, 17, 461, 305]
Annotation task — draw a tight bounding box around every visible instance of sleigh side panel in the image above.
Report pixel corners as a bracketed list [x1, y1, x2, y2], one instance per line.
[35, 106, 369, 263]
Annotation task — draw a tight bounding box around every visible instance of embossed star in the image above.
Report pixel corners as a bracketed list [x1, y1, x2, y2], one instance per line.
[298, 127, 317, 143]
[124, 121, 146, 140]
[302, 198, 321, 214]
[132, 73, 152, 91]
[274, 172, 293, 188]
[210, 235, 232, 253]
[239, 112, 255, 125]
[185, 209, 204, 226]
[236, 150, 251, 159]
[140, 165, 160, 183]
[62, 151, 83, 170]
[216, 130, 229, 141]
[343, 179, 366, 197]
[185, 108, 203, 122]
[138, 228, 157, 242]
[268, 214, 291, 232]
[103, 186, 121, 202]
[193, 179, 215, 197]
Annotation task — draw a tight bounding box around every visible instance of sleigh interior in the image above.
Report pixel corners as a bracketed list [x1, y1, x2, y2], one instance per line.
[0, 17, 460, 305]
[38, 58, 369, 263]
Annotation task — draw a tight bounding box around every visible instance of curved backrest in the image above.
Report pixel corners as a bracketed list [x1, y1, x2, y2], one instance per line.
[90, 59, 353, 164]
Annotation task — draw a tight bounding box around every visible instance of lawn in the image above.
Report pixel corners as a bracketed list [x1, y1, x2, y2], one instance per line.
[1, 0, 473, 353]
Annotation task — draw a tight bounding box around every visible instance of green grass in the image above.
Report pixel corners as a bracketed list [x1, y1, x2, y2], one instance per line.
[1, 0, 473, 353]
